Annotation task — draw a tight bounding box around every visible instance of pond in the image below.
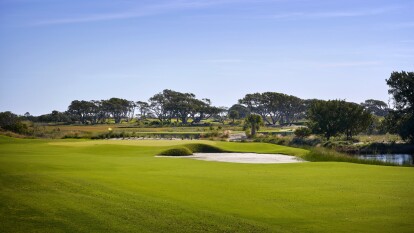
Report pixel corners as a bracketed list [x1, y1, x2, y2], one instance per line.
[357, 154, 414, 165]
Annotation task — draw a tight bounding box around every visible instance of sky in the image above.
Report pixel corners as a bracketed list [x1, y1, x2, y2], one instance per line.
[0, 0, 413, 115]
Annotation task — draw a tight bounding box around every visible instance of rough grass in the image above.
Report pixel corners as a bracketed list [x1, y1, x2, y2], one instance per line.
[303, 147, 402, 166]
[1, 136, 414, 233]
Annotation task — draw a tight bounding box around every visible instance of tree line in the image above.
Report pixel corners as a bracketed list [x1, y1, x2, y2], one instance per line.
[2, 91, 392, 127]
[35, 89, 226, 125]
[1, 71, 412, 142]
[23, 91, 389, 126]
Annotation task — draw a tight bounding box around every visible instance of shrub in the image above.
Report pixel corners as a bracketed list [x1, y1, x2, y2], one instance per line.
[159, 147, 193, 156]
[294, 127, 311, 138]
[0, 111, 29, 134]
[253, 136, 291, 146]
[290, 137, 321, 146]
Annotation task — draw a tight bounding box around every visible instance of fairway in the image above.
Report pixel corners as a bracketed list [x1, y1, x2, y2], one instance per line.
[1, 136, 413, 233]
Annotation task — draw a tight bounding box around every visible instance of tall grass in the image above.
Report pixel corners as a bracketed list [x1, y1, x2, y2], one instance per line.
[303, 147, 404, 166]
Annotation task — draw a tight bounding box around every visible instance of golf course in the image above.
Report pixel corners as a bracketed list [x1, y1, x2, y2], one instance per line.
[1, 136, 413, 233]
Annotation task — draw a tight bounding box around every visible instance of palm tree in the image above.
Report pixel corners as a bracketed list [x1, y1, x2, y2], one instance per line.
[244, 114, 263, 136]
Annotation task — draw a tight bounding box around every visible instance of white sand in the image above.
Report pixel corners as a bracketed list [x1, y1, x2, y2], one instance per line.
[158, 153, 306, 164]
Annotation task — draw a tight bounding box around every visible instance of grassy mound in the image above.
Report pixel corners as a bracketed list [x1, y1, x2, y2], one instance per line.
[159, 143, 226, 156]
[159, 147, 193, 156]
[184, 143, 227, 153]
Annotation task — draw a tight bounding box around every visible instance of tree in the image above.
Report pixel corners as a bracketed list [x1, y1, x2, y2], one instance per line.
[341, 102, 373, 140]
[385, 71, 414, 142]
[386, 71, 414, 111]
[149, 92, 169, 124]
[361, 99, 389, 116]
[136, 101, 150, 120]
[244, 114, 263, 136]
[384, 111, 414, 142]
[37, 111, 72, 123]
[228, 104, 250, 119]
[239, 93, 270, 124]
[261, 92, 284, 125]
[279, 95, 304, 125]
[68, 100, 95, 124]
[307, 100, 344, 140]
[0, 111, 28, 134]
[90, 100, 106, 124]
[148, 89, 222, 125]
[239, 92, 305, 125]
[229, 110, 239, 123]
[307, 100, 372, 140]
[102, 98, 132, 124]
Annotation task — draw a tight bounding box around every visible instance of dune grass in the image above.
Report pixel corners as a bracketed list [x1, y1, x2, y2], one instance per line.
[1, 136, 413, 232]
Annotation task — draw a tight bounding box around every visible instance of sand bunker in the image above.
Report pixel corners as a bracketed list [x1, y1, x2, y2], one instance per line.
[159, 153, 306, 164]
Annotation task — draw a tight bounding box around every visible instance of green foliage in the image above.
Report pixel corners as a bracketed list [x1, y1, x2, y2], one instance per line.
[37, 110, 73, 123]
[160, 147, 193, 156]
[239, 92, 305, 125]
[228, 104, 250, 119]
[254, 136, 289, 145]
[385, 71, 414, 142]
[244, 114, 263, 136]
[386, 71, 414, 111]
[0, 111, 28, 134]
[307, 100, 372, 140]
[294, 127, 311, 138]
[365, 115, 387, 135]
[384, 112, 414, 142]
[361, 99, 389, 117]
[253, 134, 322, 147]
[229, 110, 239, 123]
[149, 89, 224, 125]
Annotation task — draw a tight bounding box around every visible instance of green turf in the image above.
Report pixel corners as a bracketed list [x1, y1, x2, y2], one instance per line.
[0, 136, 413, 232]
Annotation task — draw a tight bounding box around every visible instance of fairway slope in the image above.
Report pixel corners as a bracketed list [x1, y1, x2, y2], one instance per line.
[1, 137, 413, 233]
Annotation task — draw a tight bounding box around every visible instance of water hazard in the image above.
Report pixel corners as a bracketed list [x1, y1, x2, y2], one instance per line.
[358, 154, 414, 165]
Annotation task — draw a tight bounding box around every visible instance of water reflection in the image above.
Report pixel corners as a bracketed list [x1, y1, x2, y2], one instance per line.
[358, 154, 414, 165]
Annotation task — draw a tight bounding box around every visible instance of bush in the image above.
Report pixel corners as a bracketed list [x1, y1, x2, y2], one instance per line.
[149, 121, 161, 126]
[294, 127, 311, 138]
[159, 147, 193, 156]
[0, 111, 29, 134]
[253, 136, 291, 146]
[290, 137, 321, 146]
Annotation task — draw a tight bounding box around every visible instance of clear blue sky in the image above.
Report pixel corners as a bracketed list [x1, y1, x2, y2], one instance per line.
[1, 0, 413, 115]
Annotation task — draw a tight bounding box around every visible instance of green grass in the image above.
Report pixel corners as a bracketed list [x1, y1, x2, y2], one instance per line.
[1, 136, 413, 232]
